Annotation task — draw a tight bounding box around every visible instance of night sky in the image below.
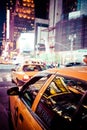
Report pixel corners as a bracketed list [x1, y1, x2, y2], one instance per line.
[34, 0, 49, 19]
[0, 0, 49, 40]
[0, 0, 6, 39]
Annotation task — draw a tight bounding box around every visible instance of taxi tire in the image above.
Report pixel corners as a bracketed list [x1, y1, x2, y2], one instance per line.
[16, 78, 21, 86]
[12, 79, 15, 83]
[16, 78, 24, 86]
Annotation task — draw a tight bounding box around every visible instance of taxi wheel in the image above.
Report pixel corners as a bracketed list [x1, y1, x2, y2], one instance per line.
[16, 78, 20, 86]
[16, 78, 23, 86]
[12, 79, 15, 83]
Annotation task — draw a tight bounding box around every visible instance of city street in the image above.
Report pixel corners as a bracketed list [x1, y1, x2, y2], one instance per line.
[0, 0, 87, 129]
[0, 64, 16, 130]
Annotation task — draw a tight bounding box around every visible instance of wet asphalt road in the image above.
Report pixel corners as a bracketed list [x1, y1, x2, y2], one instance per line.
[0, 64, 16, 130]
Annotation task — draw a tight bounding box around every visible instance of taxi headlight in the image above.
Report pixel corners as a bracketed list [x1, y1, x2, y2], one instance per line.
[23, 75, 29, 81]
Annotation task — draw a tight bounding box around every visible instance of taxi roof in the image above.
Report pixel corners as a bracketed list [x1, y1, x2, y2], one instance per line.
[45, 66, 87, 81]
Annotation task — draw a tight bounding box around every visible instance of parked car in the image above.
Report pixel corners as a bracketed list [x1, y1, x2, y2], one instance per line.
[11, 61, 46, 86]
[7, 66, 87, 130]
[65, 62, 85, 67]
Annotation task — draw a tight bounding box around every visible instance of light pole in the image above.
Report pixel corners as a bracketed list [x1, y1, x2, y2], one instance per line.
[69, 34, 76, 60]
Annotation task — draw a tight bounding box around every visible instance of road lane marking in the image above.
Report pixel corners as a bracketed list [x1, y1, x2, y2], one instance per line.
[0, 77, 3, 82]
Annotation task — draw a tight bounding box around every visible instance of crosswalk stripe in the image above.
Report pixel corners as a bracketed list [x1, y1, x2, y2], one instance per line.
[0, 77, 3, 82]
[6, 77, 11, 81]
[0, 86, 13, 89]
[0, 77, 11, 82]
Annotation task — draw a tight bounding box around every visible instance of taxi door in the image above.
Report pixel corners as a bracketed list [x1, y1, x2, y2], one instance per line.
[10, 96, 23, 130]
[10, 96, 43, 130]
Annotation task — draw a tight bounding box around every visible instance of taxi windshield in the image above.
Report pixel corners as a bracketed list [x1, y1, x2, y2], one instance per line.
[44, 76, 69, 99]
[43, 75, 87, 99]
[23, 64, 46, 71]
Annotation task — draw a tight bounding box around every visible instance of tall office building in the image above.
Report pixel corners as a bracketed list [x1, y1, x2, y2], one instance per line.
[62, 0, 87, 19]
[10, 0, 35, 49]
[77, 0, 87, 16]
[46, 0, 87, 63]
[55, 0, 87, 51]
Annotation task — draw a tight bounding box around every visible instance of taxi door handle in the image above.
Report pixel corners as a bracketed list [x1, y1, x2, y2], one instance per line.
[19, 113, 24, 122]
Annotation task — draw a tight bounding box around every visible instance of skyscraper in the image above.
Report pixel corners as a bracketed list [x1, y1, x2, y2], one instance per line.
[10, 0, 35, 46]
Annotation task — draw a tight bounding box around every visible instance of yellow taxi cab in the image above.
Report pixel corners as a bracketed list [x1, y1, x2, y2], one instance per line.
[7, 66, 87, 130]
[11, 61, 46, 86]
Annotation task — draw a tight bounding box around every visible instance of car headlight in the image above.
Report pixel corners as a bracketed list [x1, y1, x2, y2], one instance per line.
[23, 75, 29, 81]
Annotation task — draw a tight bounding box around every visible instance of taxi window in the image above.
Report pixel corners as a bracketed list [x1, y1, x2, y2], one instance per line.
[43, 77, 69, 98]
[35, 75, 87, 129]
[64, 78, 87, 93]
[23, 64, 46, 71]
[35, 76, 71, 129]
[23, 65, 35, 71]
[22, 76, 48, 108]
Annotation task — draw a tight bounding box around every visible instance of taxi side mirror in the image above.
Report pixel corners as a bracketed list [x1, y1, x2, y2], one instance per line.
[11, 68, 16, 71]
[7, 87, 19, 96]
